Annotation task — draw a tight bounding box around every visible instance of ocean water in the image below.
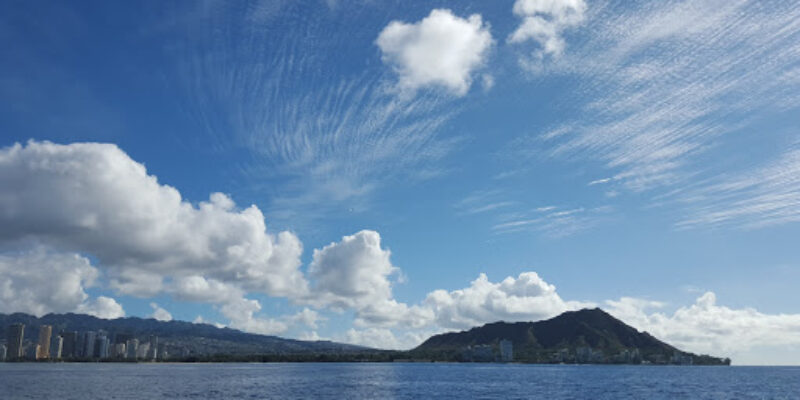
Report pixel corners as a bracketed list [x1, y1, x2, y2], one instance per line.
[0, 363, 797, 399]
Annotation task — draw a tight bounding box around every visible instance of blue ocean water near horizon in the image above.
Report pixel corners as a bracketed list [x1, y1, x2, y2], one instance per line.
[1, 363, 797, 399]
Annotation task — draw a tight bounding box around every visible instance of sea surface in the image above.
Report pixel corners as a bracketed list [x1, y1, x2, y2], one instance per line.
[1, 363, 797, 399]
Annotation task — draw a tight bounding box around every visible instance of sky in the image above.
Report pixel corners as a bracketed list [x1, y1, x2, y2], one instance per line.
[0, 0, 799, 365]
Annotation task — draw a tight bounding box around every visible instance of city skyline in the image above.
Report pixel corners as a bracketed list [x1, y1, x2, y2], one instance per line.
[0, 0, 799, 365]
[2, 322, 164, 362]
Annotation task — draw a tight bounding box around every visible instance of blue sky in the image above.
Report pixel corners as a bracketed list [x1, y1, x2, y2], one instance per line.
[1, 0, 799, 364]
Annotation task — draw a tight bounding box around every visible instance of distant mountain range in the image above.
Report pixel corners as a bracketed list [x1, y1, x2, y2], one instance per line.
[0, 312, 368, 359]
[410, 308, 730, 365]
[1, 309, 731, 364]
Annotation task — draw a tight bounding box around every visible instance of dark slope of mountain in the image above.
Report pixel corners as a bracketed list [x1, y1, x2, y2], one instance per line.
[0, 312, 368, 358]
[411, 308, 730, 365]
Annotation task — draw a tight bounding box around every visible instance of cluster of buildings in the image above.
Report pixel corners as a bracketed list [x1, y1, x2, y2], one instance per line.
[1, 323, 167, 362]
[550, 346, 642, 364]
[547, 346, 694, 365]
[461, 339, 514, 362]
[575, 346, 611, 363]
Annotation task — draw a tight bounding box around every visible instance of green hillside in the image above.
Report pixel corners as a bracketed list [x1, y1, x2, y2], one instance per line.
[411, 308, 730, 365]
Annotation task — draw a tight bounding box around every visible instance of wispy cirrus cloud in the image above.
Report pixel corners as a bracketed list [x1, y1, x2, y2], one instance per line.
[172, 3, 466, 227]
[493, 205, 613, 238]
[454, 189, 613, 238]
[454, 189, 517, 215]
[512, 0, 800, 228]
[675, 144, 800, 230]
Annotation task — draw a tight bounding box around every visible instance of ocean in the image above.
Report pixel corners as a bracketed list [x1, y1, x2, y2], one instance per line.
[1, 363, 797, 399]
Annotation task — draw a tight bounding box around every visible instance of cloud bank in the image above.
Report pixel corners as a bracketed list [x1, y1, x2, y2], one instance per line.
[425, 272, 589, 330]
[607, 292, 800, 364]
[0, 140, 307, 299]
[0, 141, 306, 329]
[0, 247, 124, 319]
[2, 141, 798, 363]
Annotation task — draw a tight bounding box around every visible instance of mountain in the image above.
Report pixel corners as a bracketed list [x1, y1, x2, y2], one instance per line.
[411, 308, 730, 365]
[1, 309, 732, 364]
[0, 312, 370, 360]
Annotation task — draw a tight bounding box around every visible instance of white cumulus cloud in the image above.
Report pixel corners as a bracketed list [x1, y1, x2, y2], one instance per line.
[307, 230, 432, 328]
[308, 230, 397, 310]
[0, 247, 124, 319]
[168, 275, 289, 334]
[0, 140, 309, 331]
[149, 302, 173, 322]
[172, 275, 245, 305]
[78, 296, 125, 320]
[0, 140, 307, 299]
[425, 271, 591, 330]
[606, 292, 800, 365]
[219, 296, 288, 335]
[343, 327, 421, 350]
[377, 9, 493, 95]
[289, 308, 323, 330]
[509, 0, 587, 57]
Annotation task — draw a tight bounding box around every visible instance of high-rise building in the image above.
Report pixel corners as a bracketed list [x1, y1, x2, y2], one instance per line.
[61, 331, 77, 359]
[75, 332, 85, 358]
[36, 325, 53, 360]
[112, 333, 132, 359]
[113, 343, 126, 359]
[136, 342, 150, 359]
[96, 335, 110, 359]
[0, 344, 7, 362]
[50, 335, 63, 360]
[148, 335, 158, 360]
[158, 343, 168, 361]
[26, 344, 38, 360]
[103, 337, 111, 358]
[7, 323, 25, 360]
[94, 335, 102, 358]
[499, 339, 513, 362]
[126, 338, 139, 360]
[83, 331, 97, 358]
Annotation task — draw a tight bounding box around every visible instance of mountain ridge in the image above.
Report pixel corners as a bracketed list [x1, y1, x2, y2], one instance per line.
[0, 312, 369, 358]
[1, 308, 731, 364]
[411, 308, 730, 365]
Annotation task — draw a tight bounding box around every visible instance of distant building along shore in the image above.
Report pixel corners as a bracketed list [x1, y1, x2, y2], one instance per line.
[2, 323, 165, 362]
